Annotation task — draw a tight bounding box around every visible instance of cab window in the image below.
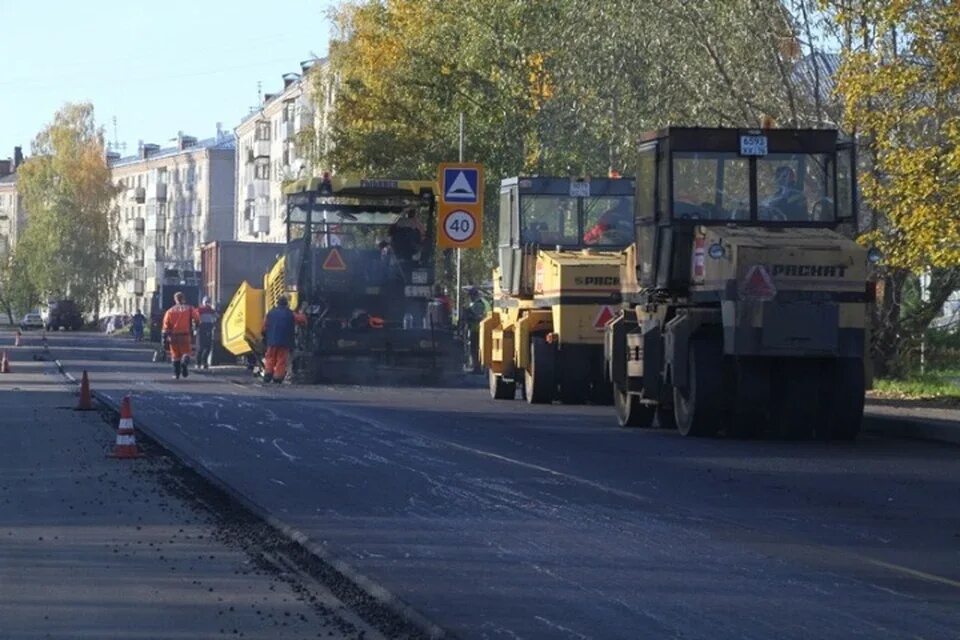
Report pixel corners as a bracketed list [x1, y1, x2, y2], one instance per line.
[757, 153, 835, 222]
[582, 196, 634, 247]
[672, 152, 750, 221]
[520, 195, 579, 245]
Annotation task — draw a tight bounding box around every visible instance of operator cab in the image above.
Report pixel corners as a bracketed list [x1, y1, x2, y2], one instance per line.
[282, 175, 438, 323]
[633, 127, 856, 290]
[498, 176, 635, 296]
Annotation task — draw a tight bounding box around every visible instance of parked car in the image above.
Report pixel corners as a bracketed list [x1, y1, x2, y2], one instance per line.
[45, 299, 83, 331]
[19, 312, 44, 330]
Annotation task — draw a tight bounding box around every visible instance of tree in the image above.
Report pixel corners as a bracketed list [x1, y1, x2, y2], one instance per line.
[15, 103, 123, 319]
[824, 0, 960, 374]
[318, 1, 844, 292]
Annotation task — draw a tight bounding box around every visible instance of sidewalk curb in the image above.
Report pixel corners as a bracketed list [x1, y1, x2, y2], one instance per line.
[53, 358, 450, 640]
[863, 413, 960, 447]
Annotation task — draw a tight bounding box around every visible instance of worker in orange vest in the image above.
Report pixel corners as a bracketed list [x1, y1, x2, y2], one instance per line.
[162, 292, 199, 380]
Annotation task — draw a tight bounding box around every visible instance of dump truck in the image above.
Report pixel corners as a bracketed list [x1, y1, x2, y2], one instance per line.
[480, 176, 635, 404]
[605, 127, 875, 439]
[221, 175, 459, 383]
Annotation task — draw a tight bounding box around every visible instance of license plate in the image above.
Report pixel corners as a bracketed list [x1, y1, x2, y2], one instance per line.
[740, 135, 768, 157]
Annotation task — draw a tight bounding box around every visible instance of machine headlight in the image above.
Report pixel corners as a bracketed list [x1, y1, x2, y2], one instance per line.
[867, 247, 883, 264]
[411, 269, 429, 284]
[708, 242, 726, 259]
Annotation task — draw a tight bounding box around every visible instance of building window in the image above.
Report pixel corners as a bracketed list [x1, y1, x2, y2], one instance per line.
[254, 161, 269, 180]
[255, 121, 270, 141]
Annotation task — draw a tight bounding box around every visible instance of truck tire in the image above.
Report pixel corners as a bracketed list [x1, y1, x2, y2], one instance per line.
[525, 337, 555, 404]
[673, 336, 723, 437]
[614, 384, 655, 428]
[489, 369, 516, 400]
[823, 358, 865, 441]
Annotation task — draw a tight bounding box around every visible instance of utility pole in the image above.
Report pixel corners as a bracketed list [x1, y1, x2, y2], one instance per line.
[455, 112, 464, 322]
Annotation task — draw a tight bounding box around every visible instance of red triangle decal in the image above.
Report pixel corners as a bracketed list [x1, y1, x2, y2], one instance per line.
[741, 265, 776, 300]
[594, 305, 615, 330]
[322, 248, 347, 271]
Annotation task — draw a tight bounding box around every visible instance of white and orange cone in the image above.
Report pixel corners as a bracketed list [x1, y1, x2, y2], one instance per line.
[14, 330, 21, 347]
[0, 351, 9, 374]
[108, 395, 142, 459]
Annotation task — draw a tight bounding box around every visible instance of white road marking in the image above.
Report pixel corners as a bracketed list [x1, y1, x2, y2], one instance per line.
[272, 438, 299, 462]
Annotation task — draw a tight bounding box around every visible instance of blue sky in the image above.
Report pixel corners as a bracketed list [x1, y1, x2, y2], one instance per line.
[0, 0, 333, 159]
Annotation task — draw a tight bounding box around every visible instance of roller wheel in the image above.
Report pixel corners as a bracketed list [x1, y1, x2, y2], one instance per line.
[614, 384, 655, 428]
[821, 358, 865, 441]
[525, 337, 556, 404]
[728, 358, 771, 438]
[489, 369, 517, 400]
[771, 359, 819, 439]
[590, 378, 614, 406]
[673, 336, 723, 437]
[559, 356, 589, 405]
[656, 403, 677, 430]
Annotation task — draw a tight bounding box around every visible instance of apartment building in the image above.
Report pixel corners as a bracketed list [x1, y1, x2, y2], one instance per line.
[0, 147, 27, 260]
[108, 131, 235, 316]
[234, 58, 337, 243]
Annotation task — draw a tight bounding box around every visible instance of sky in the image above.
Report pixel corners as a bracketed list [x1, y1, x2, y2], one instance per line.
[0, 0, 334, 160]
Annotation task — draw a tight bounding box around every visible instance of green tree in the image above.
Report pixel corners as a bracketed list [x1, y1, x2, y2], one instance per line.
[318, 0, 845, 292]
[823, 0, 960, 374]
[15, 103, 123, 319]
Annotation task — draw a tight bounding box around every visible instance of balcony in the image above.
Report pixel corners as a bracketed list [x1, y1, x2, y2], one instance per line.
[134, 187, 146, 204]
[254, 216, 269, 234]
[253, 139, 271, 158]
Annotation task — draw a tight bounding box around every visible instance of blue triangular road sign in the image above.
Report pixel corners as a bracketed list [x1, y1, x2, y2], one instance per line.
[443, 168, 479, 203]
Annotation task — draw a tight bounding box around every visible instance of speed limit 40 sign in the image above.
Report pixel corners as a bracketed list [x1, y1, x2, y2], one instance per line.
[437, 162, 483, 248]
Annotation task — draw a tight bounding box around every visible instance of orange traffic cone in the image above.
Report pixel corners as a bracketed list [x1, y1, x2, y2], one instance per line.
[76, 370, 93, 411]
[14, 330, 21, 347]
[108, 395, 142, 459]
[1, 351, 9, 374]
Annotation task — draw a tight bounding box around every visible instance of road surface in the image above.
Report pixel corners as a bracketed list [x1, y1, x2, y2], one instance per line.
[36, 331, 960, 639]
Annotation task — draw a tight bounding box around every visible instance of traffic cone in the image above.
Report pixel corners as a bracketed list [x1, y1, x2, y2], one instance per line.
[107, 395, 142, 459]
[1, 352, 9, 374]
[76, 370, 93, 411]
[14, 330, 21, 347]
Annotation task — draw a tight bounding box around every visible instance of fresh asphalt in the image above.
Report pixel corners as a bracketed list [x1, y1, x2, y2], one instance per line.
[37, 331, 960, 639]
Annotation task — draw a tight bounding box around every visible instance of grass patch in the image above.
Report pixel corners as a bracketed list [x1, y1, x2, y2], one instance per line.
[873, 369, 960, 401]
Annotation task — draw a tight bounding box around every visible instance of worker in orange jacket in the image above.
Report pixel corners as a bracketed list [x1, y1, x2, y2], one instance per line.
[162, 292, 199, 380]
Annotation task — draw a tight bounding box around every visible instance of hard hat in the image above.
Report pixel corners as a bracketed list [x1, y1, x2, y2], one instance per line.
[201, 296, 211, 306]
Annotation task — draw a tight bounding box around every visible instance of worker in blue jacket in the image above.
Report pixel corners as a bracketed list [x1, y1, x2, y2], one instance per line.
[261, 296, 306, 384]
